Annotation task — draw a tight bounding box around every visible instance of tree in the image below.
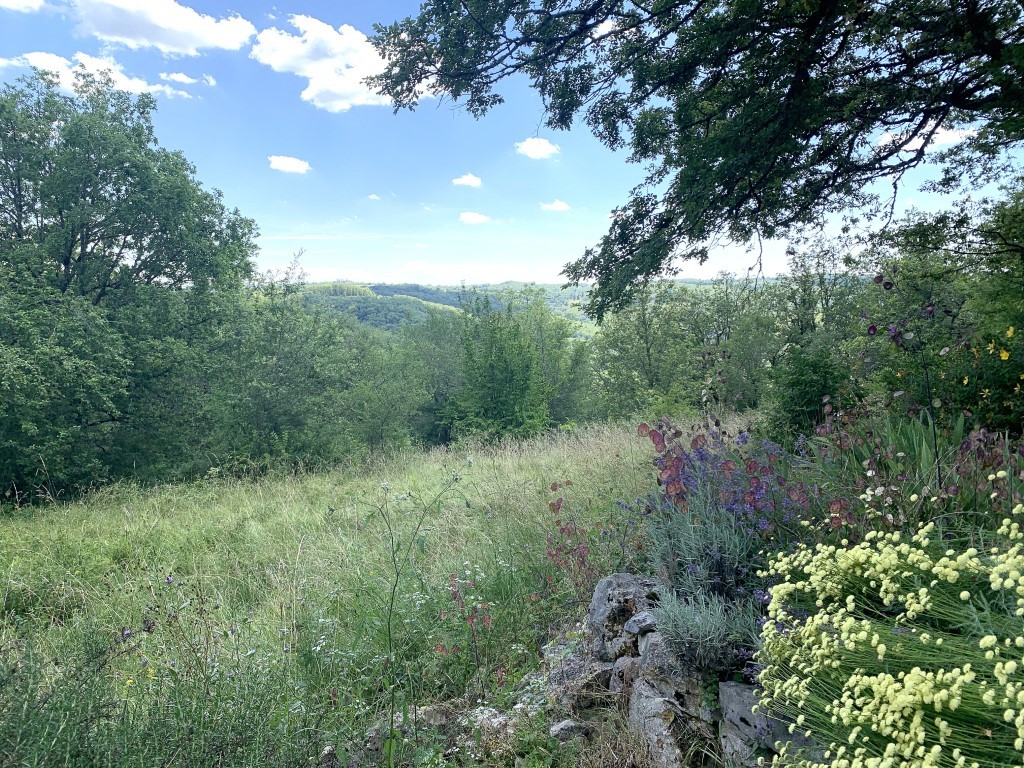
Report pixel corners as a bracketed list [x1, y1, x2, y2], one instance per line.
[371, 0, 1024, 317]
[0, 71, 257, 494]
[591, 282, 698, 415]
[455, 300, 550, 438]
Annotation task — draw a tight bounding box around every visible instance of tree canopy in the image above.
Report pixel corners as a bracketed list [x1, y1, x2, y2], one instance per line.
[371, 0, 1024, 317]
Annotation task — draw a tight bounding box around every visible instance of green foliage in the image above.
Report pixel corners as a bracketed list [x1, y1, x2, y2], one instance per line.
[771, 343, 851, 437]
[456, 302, 551, 439]
[647, 456, 767, 679]
[854, 191, 1024, 432]
[656, 590, 761, 679]
[371, 0, 1024, 317]
[0, 72, 257, 496]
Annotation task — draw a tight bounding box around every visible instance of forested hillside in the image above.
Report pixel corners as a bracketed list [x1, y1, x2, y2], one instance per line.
[1, 70, 1021, 501]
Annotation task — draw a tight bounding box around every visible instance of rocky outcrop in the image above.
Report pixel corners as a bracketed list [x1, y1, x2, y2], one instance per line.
[555, 572, 797, 768]
[343, 572, 797, 768]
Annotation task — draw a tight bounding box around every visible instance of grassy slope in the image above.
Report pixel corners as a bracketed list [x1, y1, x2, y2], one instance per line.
[0, 422, 655, 765]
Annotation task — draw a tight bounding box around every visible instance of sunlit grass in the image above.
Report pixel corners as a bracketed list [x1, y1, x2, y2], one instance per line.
[0, 421, 655, 766]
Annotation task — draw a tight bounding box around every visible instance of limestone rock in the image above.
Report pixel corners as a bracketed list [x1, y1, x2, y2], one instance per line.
[624, 610, 657, 635]
[627, 679, 686, 768]
[544, 635, 614, 709]
[317, 745, 340, 768]
[636, 632, 717, 721]
[719, 682, 817, 766]
[588, 573, 660, 661]
[609, 655, 638, 695]
[549, 718, 590, 741]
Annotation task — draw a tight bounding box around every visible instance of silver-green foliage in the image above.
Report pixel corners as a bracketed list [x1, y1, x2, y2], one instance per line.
[650, 490, 764, 677]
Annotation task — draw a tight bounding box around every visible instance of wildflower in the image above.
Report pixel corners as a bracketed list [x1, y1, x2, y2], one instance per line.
[1009, 326, 1016, 338]
[1002, 349, 1011, 361]
[960, 591, 971, 600]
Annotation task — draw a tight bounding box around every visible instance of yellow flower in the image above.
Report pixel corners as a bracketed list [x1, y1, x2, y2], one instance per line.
[989, 341, 997, 353]
[982, 388, 991, 398]
[963, 376, 970, 385]
[1002, 349, 1011, 361]
[1009, 326, 1016, 338]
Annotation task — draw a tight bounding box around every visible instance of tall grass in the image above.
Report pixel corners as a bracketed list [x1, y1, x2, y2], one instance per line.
[0, 422, 653, 767]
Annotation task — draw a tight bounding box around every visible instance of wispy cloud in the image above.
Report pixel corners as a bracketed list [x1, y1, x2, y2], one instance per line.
[459, 211, 491, 225]
[70, 0, 256, 56]
[251, 15, 389, 113]
[0, 51, 189, 97]
[452, 172, 482, 188]
[515, 137, 560, 160]
[268, 155, 311, 174]
[367, 193, 381, 200]
[159, 71, 216, 86]
[540, 199, 570, 211]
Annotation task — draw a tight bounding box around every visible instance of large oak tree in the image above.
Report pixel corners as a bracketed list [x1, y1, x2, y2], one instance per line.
[371, 0, 1024, 317]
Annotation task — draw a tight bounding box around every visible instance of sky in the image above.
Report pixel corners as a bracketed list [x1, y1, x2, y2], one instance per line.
[0, 0, 972, 286]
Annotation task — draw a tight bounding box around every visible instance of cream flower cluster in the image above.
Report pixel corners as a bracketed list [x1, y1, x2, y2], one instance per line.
[758, 513, 1024, 768]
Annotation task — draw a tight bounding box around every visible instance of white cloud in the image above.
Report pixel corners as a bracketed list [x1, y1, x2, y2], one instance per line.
[367, 193, 381, 200]
[459, 211, 491, 225]
[70, 0, 255, 56]
[540, 199, 571, 211]
[452, 172, 482, 188]
[159, 71, 216, 86]
[878, 122, 977, 153]
[0, 0, 44, 11]
[160, 71, 196, 84]
[250, 15, 390, 113]
[590, 19, 617, 38]
[268, 155, 311, 174]
[515, 137, 560, 159]
[0, 51, 189, 97]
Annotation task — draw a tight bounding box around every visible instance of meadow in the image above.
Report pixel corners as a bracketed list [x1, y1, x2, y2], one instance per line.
[0, 423, 657, 767]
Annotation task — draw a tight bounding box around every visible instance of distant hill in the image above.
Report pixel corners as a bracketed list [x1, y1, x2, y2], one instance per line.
[302, 280, 598, 333]
[301, 278, 719, 333]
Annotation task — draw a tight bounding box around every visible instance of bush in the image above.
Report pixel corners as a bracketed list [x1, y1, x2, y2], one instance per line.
[759, 511, 1024, 768]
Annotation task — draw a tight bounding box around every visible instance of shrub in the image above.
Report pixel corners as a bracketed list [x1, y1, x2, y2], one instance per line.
[758, 509, 1024, 768]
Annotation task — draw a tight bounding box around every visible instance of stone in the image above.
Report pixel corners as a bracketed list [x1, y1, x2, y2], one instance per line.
[588, 573, 660, 661]
[637, 632, 718, 722]
[609, 655, 638, 695]
[317, 745, 340, 768]
[719, 682, 773, 766]
[544, 635, 614, 709]
[624, 610, 658, 635]
[627, 679, 686, 768]
[719, 682, 817, 766]
[393, 704, 454, 729]
[549, 718, 589, 741]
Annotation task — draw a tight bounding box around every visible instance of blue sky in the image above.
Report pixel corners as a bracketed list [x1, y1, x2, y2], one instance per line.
[0, 0, 972, 285]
